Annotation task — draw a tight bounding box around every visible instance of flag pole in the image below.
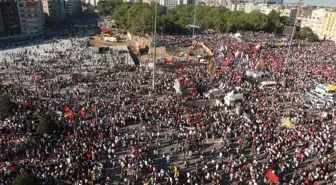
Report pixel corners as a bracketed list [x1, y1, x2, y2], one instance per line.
[152, 0, 158, 92]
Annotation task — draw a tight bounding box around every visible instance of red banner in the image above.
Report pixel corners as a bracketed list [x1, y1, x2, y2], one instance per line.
[26, 1, 38, 7]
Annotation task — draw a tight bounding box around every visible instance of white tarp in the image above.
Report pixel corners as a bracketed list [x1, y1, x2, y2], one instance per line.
[174, 79, 181, 94]
[224, 91, 243, 106]
[104, 37, 117, 42]
[204, 88, 225, 98]
[246, 70, 265, 78]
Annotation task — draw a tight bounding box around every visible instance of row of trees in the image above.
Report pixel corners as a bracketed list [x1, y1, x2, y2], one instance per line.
[96, 0, 320, 41]
[295, 26, 319, 41]
[97, 1, 289, 35]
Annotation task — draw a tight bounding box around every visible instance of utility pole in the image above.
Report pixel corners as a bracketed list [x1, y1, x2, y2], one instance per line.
[152, 0, 158, 92]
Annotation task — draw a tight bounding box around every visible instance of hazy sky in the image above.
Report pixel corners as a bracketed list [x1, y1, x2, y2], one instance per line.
[284, 0, 336, 7]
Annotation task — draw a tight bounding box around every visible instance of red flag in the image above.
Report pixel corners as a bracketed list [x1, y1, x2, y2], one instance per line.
[265, 170, 279, 183]
[65, 105, 71, 112]
[65, 105, 75, 123]
[33, 72, 39, 81]
[24, 101, 30, 107]
[177, 116, 181, 123]
[87, 153, 92, 160]
[224, 58, 231, 67]
[73, 128, 77, 136]
[8, 166, 16, 172]
[191, 89, 197, 96]
[91, 104, 96, 112]
[197, 113, 202, 123]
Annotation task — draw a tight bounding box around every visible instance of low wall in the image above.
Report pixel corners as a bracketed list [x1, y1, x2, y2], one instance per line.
[184, 99, 224, 107]
[127, 32, 150, 53]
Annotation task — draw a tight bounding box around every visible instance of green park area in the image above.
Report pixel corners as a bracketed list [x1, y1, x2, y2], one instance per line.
[85, 0, 319, 41]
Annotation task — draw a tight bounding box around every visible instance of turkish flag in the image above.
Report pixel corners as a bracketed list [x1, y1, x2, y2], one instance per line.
[8, 166, 16, 172]
[265, 170, 279, 183]
[87, 153, 92, 160]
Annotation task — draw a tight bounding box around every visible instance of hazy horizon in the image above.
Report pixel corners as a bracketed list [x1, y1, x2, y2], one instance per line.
[284, 0, 335, 7]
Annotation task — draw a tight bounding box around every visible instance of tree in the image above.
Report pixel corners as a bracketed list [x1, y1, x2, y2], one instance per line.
[158, 13, 185, 34]
[37, 115, 58, 134]
[267, 10, 281, 33]
[199, 7, 221, 30]
[150, 3, 167, 16]
[0, 96, 18, 120]
[12, 173, 41, 185]
[112, 3, 131, 28]
[127, 3, 154, 34]
[296, 26, 319, 41]
[99, 2, 290, 35]
[83, 3, 96, 12]
[214, 13, 227, 32]
[97, 0, 123, 15]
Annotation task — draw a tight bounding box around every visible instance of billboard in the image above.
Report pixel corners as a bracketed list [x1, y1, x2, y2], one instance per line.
[26, 1, 38, 7]
[283, 26, 296, 36]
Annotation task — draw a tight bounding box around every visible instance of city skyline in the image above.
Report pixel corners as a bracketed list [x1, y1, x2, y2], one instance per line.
[284, 0, 335, 7]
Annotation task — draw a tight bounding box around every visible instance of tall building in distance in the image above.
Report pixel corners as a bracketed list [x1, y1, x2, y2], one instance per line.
[64, 0, 81, 17]
[286, 8, 298, 26]
[0, 0, 81, 37]
[158, 0, 194, 9]
[0, 7, 5, 36]
[320, 10, 336, 40]
[264, 0, 283, 5]
[159, 0, 178, 9]
[42, 0, 66, 23]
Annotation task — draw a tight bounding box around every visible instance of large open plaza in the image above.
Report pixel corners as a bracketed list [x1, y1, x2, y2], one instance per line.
[0, 6, 336, 185]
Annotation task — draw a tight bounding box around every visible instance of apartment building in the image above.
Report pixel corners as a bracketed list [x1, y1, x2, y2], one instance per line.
[230, 2, 248, 11]
[17, 0, 44, 34]
[0, 7, 4, 36]
[295, 7, 314, 26]
[320, 10, 336, 41]
[179, 0, 195, 5]
[259, 3, 281, 14]
[301, 9, 326, 38]
[0, 0, 22, 36]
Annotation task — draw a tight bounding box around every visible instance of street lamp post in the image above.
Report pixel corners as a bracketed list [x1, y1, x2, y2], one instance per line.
[285, 10, 298, 66]
[193, 5, 196, 37]
[152, 0, 158, 92]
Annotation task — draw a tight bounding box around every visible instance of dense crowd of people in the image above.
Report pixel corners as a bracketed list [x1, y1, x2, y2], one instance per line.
[0, 21, 336, 185]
